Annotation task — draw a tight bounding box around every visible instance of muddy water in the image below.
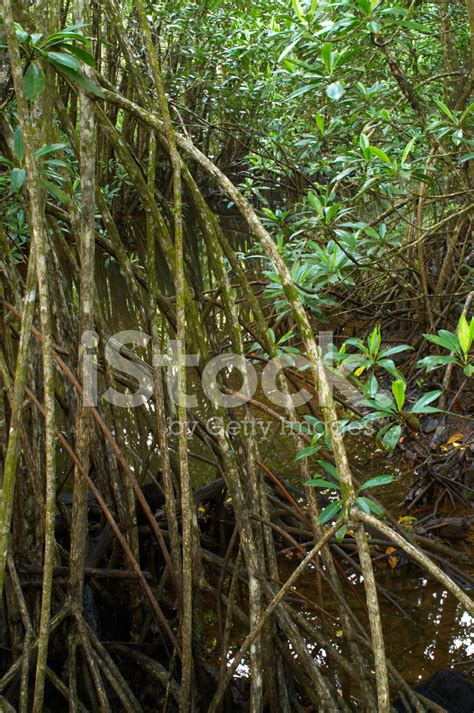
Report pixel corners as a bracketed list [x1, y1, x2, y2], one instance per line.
[200, 436, 473, 686]
[95, 260, 473, 689]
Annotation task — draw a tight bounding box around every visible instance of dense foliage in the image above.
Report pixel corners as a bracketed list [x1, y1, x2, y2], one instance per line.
[0, 1, 472, 712]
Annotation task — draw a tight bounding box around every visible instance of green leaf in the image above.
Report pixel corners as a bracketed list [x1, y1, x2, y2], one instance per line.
[464, 364, 474, 377]
[0, 155, 14, 167]
[377, 359, 403, 379]
[359, 474, 396, 491]
[46, 50, 81, 71]
[410, 390, 442, 414]
[304, 479, 340, 490]
[39, 31, 89, 48]
[278, 33, 303, 63]
[460, 102, 474, 124]
[356, 0, 371, 14]
[359, 132, 370, 154]
[357, 496, 385, 517]
[326, 81, 345, 101]
[364, 374, 378, 398]
[395, 19, 431, 34]
[401, 138, 416, 163]
[355, 496, 371, 515]
[13, 126, 24, 163]
[15, 27, 29, 43]
[318, 500, 342, 525]
[381, 424, 401, 451]
[457, 314, 471, 356]
[53, 64, 104, 97]
[344, 336, 365, 350]
[43, 159, 69, 169]
[391, 379, 406, 412]
[432, 97, 455, 122]
[316, 460, 338, 478]
[39, 178, 70, 204]
[417, 355, 456, 372]
[315, 112, 325, 135]
[369, 145, 392, 165]
[291, 0, 306, 22]
[380, 344, 412, 358]
[10, 167, 26, 192]
[288, 82, 321, 99]
[60, 43, 95, 66]
[321, 42, 333, 74]
[423, 331, 459, 353]
[295, 444, 321, 460]
[368, 324, 381, 356]
[34, 143, 67, 158]
[23, 62, 45, 101]
[61, 23, 88, 33]
[366, 499, 386, 517]
[335, 525, 347, 543]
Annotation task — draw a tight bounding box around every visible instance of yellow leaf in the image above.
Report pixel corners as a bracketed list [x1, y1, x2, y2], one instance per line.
[446, 433, 464, 445]
[385, 546, 398, 569]
[354, 365, 366, 377]
[336, 629, 343, 637]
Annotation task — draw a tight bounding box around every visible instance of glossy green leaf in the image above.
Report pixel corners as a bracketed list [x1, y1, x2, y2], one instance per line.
[417, 355, 456, 372]
[53, 65, 104, 97]
[321, 42, 333, 74]
[295, 444, 321, 460]
[13, 126, 24, 163]
[60, 43, 96, 66]
[288, 82, 321, 99]
[366, 499, 385, 517]
[359, 474, 396, 491]
[380, 344, 412, 358]
[318, 500, 342, 525]
[391, 379, 405, 412]
[432, 97, 455, 121]
[34, 143, 67, 158]
[23, 62, 45, 101]
[410, 390, 442, 414]
[369, 146, 391, 165]
[381, 424, 401, 451]
[355, 496, 371, 515]
[291, 0, 305, 22]
[335, 525, 347, 543]
[10, 167, 26, 191]
[39, 178, 70, 204]
[326, 81, 344, 101]
[457, 314, 471, 356]
[304, 479, 340, 490]
[423, 331, 459, 353]
[316, 460, 338, 478]
[46, 50, 81, 71]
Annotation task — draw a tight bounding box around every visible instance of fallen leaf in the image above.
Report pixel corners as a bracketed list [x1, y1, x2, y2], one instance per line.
[445, 433, 464, 446]
[385, 546, 398, 569]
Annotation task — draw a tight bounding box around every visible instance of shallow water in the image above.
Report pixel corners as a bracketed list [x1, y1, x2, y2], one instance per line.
[95, 261, 474, 690]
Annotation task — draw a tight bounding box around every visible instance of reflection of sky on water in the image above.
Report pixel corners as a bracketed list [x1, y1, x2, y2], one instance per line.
[224, 579, 473, 686]
[379, 577, 473, 682]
